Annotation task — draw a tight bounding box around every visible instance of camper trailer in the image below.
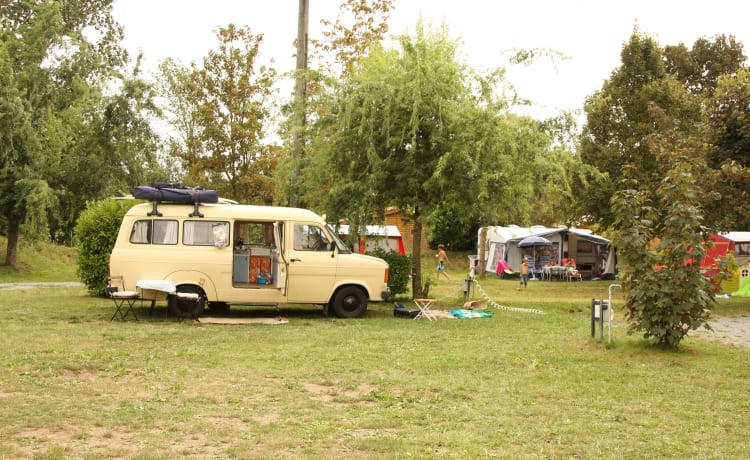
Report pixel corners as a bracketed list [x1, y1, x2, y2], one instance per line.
[109, 199, 390, 318]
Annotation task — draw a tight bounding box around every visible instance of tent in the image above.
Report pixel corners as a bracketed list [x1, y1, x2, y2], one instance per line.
[338, 225, 406, 255]
[479, 225, 616, 278]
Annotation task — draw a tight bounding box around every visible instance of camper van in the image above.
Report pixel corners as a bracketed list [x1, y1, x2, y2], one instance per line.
[109, 200, 391, 318]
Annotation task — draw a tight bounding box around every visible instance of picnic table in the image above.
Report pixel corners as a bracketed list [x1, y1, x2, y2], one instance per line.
[541, 265, 570, 280]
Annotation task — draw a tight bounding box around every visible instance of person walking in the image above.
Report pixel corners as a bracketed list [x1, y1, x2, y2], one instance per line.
[436, 244, 451, 281]
[518, 257, 529, 290]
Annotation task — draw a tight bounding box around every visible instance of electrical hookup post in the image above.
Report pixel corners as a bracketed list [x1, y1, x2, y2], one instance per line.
[463, 255, 480, 300]
[591, 284, 621, 343]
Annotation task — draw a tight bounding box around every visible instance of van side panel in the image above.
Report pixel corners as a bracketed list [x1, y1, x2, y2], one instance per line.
[109, 202, 389, 314]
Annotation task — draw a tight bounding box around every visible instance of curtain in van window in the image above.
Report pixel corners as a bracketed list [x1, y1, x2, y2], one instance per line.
[130, 220, 150, 244]
[184, 221, 229, 246]
[154, 221, 178, 244]
[184, 221, 195, 245]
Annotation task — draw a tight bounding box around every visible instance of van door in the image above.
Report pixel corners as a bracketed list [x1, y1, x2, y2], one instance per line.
[286, 223, 337, 303]
[273, 222, 286, 295]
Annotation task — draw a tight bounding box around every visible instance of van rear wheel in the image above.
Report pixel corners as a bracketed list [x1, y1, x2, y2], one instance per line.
[331, 286, 367, 318]
[169, 285, 206, 319]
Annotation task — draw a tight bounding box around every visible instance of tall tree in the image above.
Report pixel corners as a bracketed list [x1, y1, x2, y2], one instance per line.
[611, 133, 712, 349]
[702, 68, 750, 229]
[664, 35, 747, 96]
[580, 30, 703, 227]
[0, 0, 125, 266]
[47, 55, 164, 244]
[318, 21, 526, 297]
[162, 24, 278, 204]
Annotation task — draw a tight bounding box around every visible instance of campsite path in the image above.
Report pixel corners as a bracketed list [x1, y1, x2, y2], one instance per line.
[0, 282, 82, 290]
[689, 315, 750, 350]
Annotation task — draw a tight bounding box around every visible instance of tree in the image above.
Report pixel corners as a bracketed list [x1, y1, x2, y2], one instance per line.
[611, 134, 713, 349]
[702, 68, 750, 229]
[48, 55, 164, 244]
[312, 0, 394, 76]
[162, 24, 278, 204]
[580, 30, 703, 227]
[664, 35, 747, 96]
[318, 21, 532, 297]
[0, 0, 125, 266]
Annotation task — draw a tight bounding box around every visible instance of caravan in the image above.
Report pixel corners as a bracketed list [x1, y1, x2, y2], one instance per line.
[479, 225, 616, 279]
[109, 199, 391, 319]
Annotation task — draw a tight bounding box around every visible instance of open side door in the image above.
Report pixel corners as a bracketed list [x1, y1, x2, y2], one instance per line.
[274, 221, 288, 296]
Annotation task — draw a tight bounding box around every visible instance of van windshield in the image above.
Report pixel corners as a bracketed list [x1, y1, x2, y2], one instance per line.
[327, 224, 352, 253]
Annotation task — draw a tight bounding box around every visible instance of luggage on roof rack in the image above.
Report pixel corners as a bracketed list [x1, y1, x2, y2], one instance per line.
[132, 184, 220, 218]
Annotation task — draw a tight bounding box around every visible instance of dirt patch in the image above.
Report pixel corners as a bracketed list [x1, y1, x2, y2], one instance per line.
[690, 315, 750, 350]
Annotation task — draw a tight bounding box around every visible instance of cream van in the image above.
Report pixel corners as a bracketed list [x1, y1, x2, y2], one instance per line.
[109, 200, 391, 318]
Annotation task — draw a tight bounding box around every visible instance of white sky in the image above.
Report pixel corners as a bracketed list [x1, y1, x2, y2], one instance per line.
[112, 0, 750, 121]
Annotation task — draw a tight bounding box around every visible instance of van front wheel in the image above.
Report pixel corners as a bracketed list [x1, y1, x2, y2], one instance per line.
[331, 287, 367, 318]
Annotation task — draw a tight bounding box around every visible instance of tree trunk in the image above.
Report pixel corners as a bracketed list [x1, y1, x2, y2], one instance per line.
[478, 226, 487, 279]
[5, 212, 19, 268]
[411, 218, 425, 298]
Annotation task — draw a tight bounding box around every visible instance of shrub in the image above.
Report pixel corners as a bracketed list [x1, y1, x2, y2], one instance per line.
[367, 248, 411, 296]
[75, 199, 134, 295]
[611, 148, 712, 349]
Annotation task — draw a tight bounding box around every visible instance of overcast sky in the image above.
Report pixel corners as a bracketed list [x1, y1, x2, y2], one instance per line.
[112, 1, 750, 121]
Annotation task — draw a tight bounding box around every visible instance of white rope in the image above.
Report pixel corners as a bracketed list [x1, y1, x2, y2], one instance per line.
[473, 278, 544, 315]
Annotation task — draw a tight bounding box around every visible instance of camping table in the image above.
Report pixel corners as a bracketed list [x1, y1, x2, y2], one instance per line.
[542, 266, 569, 280]
[413, 298, 437, 321]
[136, 279, 177, 315]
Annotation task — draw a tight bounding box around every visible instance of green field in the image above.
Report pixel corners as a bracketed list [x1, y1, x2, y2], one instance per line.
[0, 243, 749, 459]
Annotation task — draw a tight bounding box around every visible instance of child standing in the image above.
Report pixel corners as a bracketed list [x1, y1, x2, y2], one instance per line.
[436, 244, 450, 281]
[518, 257, 529, 290]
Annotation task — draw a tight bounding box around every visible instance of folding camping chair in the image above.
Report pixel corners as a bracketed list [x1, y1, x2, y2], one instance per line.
[527, 258, 538, 280]
[107, 276, 140, 321]
[567, 268, 583, 282]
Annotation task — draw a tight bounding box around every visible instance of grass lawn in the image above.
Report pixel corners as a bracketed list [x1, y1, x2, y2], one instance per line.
[0, 247, 749, 458]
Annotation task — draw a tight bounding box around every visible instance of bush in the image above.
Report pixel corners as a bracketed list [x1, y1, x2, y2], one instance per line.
[367, 248, 411, 296]
[611, 148, 712, 349]
[75, 199, 134, 296]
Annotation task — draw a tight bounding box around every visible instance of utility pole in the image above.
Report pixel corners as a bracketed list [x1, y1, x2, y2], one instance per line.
[290, 0, 309, 208]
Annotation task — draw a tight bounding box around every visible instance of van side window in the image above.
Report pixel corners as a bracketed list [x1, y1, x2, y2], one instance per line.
[184, 221, 230, 247]
[130, 220, 178, 245]
[293, 224, 330, 251]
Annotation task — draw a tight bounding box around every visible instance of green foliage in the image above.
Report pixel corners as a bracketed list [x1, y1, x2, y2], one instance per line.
[581, 30, 702, 227]
[611, 140, 713, 349]
[664, 34, 747, 96]
[0, 0, 153, 264]
[367, 248, 411, 295]
[316, 21, 559, 296]
[161, 24, 278, 204]
[702, 68, 750, 229]
[75, 199, 133, 295]
[427, 203, 478, 251]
